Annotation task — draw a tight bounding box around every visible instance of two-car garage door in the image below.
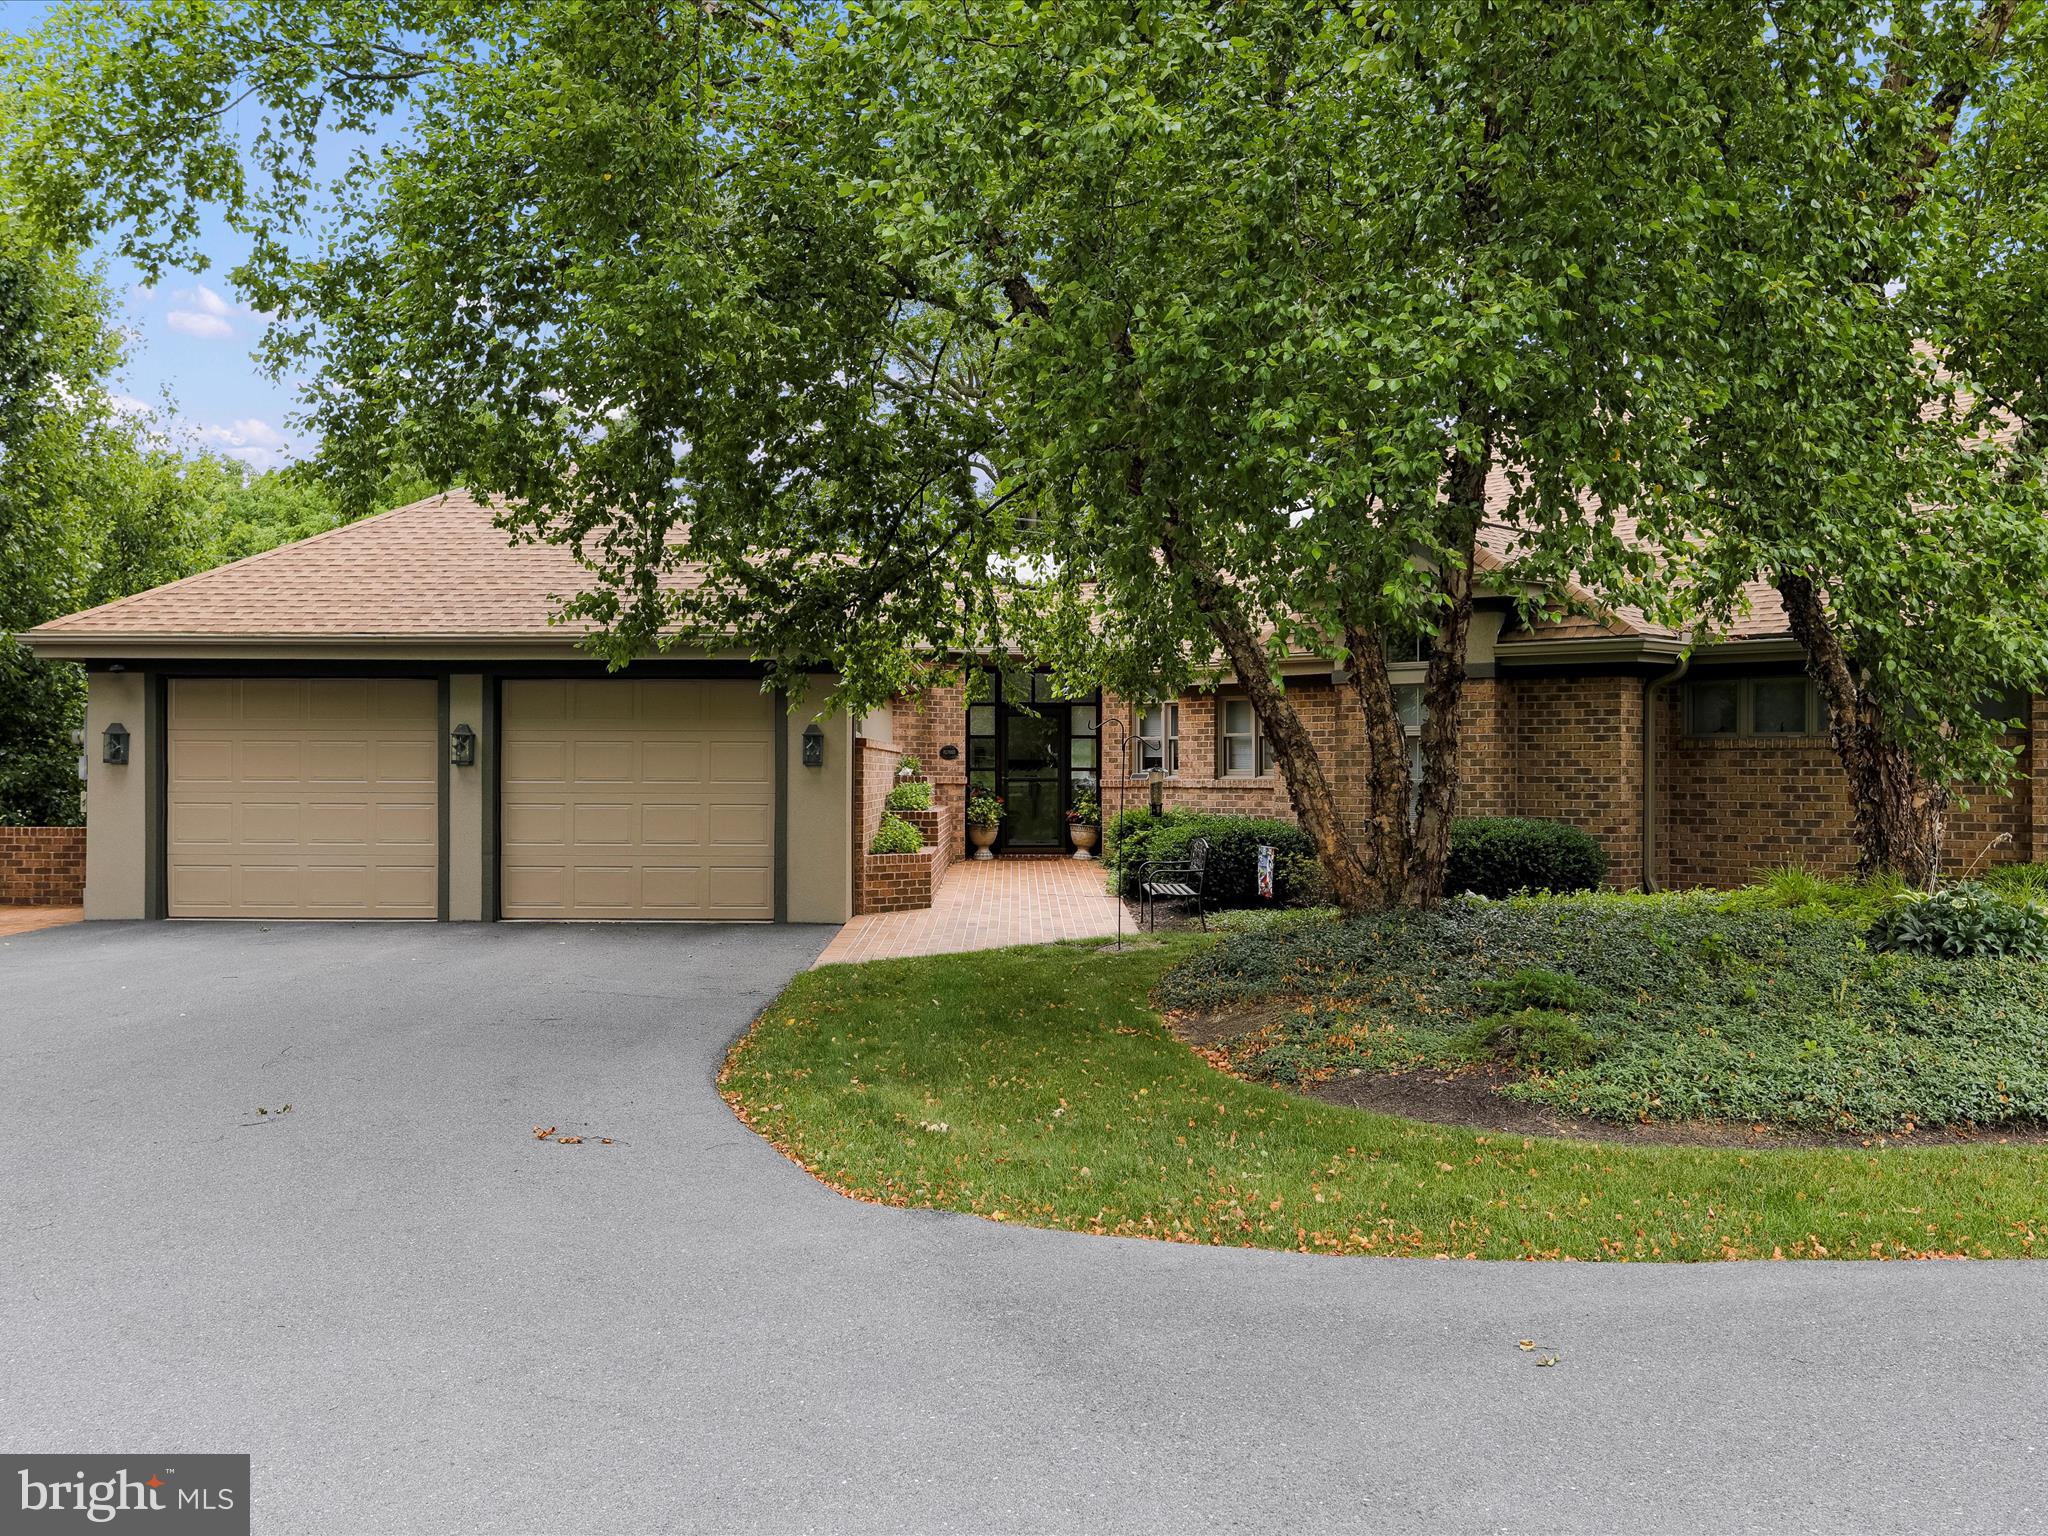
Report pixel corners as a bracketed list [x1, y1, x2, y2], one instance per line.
[165, 676, 775, 920]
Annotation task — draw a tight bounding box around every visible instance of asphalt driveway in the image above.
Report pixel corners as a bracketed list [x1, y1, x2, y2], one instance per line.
[3, 923, 2044, 1535]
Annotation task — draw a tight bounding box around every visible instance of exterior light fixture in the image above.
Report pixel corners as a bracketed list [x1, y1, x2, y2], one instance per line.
[801, 722, 825, 768]
[103, 722, 131, 766]
[449, 723, 477, 767]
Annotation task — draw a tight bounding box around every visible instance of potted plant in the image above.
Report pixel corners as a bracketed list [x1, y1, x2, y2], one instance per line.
[1065, 786, 1101, 859]
[896, 754, 923, 782]
[965, 790, 1005, 858]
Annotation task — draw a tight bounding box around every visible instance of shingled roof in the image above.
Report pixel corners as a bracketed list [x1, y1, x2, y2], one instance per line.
[23, 481, 1793, 654]
[24, 489, 707, 646]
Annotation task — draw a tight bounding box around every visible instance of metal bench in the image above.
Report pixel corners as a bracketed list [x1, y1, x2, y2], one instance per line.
[1136, 837, 1209, 931]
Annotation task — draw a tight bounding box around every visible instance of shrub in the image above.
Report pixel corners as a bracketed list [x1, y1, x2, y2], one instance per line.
[884, 779, 933, 812]
[1446, 817, 1608, 897]
[1472, 966, 1599, 1014]
[1453, 1008, 1604, 1073]
[896, 755, 923, 778]
[1104, 807, 1172, 873]
[965, 791, 1005, 828]
[1867, 883, 2048, 961]
[1105, 810, 1319, 907]
[868, 813, 923, 856]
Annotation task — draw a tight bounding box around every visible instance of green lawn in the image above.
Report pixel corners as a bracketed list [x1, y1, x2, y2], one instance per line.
[722, 936, 2048, 1261]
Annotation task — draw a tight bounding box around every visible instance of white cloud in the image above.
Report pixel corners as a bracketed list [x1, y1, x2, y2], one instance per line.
[162, 283, 246, 340]
[166, 309, 233, 340]
[190, 416, 293, 471]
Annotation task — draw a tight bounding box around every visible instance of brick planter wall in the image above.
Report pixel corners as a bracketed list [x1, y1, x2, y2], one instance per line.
[853, 740, 957, 914]
[0, 826, 86, 905]
[860, 848, 942, 914]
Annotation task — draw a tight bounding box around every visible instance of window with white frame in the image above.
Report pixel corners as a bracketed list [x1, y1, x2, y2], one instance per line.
[1218, 698, 1277, 776]
[1684, 676, 1822, 738]
[1134, 703, 1179, 773]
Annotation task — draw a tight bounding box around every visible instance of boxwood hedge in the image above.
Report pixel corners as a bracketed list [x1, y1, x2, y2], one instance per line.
[1105, 809, 1320, 908]
[1446, 817, 1608, 897]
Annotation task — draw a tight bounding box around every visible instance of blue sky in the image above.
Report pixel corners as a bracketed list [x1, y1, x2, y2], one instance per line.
[5, 0, 334, 472]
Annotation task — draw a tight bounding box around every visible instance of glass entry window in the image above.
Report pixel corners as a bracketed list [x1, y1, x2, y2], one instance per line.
[965, 674, 1101, 851]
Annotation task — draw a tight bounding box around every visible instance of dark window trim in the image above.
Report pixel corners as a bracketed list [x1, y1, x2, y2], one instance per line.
[1682, 675, 1823, 739]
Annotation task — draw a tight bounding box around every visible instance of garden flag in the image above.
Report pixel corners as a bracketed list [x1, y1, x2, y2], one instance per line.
[1257, 844, 1275, 900]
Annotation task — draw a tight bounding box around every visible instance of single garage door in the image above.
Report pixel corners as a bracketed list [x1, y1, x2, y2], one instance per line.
[499, 679, 775, 920]
[167, 678, 440, 918]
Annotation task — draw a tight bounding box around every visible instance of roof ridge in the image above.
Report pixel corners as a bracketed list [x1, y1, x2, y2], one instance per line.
[25, 488, 480, 636]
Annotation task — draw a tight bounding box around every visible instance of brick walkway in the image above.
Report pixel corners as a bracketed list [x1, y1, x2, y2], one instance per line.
[0, 905, 84, 939]
[814, 857, 1128, 966]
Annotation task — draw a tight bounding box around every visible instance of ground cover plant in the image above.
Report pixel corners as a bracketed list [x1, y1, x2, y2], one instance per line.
[723, 938, 2048, 1261]
[1157, 880, 2048, 1135]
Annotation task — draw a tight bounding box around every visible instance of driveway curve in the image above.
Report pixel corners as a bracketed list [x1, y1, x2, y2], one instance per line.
[3, 923, 2041, 1534]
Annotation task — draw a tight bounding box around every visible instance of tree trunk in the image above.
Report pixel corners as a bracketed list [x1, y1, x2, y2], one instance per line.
[1200, 599, 1379, 915]
[1777, 571, 1947, 886]
[1405, 445, 1488, 906]
[1341, 623, 1413, 902]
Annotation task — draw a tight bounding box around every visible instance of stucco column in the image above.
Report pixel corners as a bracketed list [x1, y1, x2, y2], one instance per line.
[784, 684, 853, 924]
[82, 670, 148, 920]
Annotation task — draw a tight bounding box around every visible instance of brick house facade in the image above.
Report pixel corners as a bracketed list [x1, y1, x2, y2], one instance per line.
[868, 634, 2045, 898]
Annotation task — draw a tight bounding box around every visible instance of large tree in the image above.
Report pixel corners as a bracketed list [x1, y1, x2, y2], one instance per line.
[1681, 0, 2048, 885]
[14, 1, 2044, 896]
[0, 224, 129, 824]
[6, 0, 1771, 908]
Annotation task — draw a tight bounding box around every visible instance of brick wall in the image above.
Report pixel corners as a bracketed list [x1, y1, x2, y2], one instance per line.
[0, 826, 86, 905]
[891, 680, 970, 853]
[2034, 693, 2048, 863]
[853, 736, 903, 884]
[1656, 689, 2038, 888]
[1508, 675, 1645, 888]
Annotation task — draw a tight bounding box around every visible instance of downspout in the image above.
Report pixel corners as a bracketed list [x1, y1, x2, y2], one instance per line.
[1641, 653, 1689, 893]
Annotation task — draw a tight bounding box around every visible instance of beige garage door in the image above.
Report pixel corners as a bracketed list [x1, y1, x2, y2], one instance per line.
[168, 678, 440, 918]
[499, 679, 775, 920]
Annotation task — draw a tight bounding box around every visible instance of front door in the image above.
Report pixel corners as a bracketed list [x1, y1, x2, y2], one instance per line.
[965, 675, 1102, 853]
[1002, 706, 1065, 848]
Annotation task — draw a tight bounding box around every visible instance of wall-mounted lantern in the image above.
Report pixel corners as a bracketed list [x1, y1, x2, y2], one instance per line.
[103, 722, 131, 766]
[801, 721, 825, 768]
[449, 723, 477, 767]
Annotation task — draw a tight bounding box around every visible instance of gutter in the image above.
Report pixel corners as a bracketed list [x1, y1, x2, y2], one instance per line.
[1641, 652, 1690, 891]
